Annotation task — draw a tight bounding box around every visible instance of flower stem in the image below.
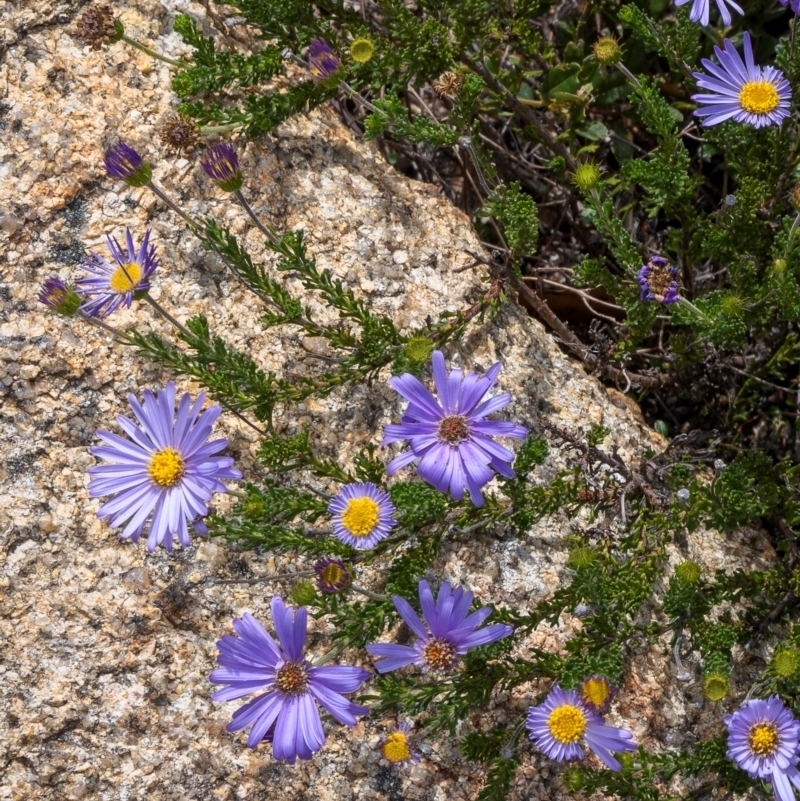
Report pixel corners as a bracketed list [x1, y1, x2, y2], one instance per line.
[677, 296, 709, 322]
[234, 189, 280, 245]
[120, 34, 184, 67]
[141, 293, 194, 338]
[200, 123, 244, 135]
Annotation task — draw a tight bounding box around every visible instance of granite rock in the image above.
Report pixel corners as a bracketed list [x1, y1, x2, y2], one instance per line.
[0, 2, 777, 799]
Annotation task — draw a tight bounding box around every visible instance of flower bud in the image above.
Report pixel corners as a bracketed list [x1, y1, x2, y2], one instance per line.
[104, 142, 152, 187]
[773, 648, 800, 678]
[675, 561, 701, 585]
[290, 580, 318, 607]
[573, 162, 601, 191]
[200, 142, 244, 193]
[38, 278, 82, 317]
[703, 673, 729, 702]
[404, 336, 434, 364]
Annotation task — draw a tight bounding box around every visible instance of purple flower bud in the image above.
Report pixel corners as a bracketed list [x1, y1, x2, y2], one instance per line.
[38, 277, 82, 316]
[104, 142, 152, 187]
[200, 142, 243, 193]
[308, 39, 341, 81]
[637, 256, 680, 304]
[314, 558, 352, 594]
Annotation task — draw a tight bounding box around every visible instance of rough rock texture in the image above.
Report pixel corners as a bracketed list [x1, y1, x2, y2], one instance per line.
[0, 2, 776, 800]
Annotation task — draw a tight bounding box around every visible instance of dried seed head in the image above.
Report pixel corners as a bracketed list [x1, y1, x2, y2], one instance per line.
[75, 4, 123, 50]
[159, 116, 200, 154]
[432, 71, 463, 98]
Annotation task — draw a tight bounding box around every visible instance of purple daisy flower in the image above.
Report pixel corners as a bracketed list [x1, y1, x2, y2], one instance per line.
[88, 382, 242, 552]
[382, 350, 528, 507]
[328, 482, 397, 550]
[200, 142, 244, 193]
[366, 579, 513, 673]
[308, 39, 341, 80]
[377, 722, 421, 767]
[674, 0, 742, 27]
[692, 33, 791, 129]
[103, 142, 152, 187]
[210, 599, 370, 763]
[38, 277, 81, 316]
[314, 558, 352, 594]
[75, 228, 158, 318]
[637, 256, 681, 303]
[579, 676, 617, 714]
[526, 686, 636, 771]
[725, 696, 800, 801]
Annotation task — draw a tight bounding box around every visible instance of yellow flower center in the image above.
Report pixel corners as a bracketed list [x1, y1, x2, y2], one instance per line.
[547, 704, 587, 744]
[147, 448, 186, 487]
[350, 38, 375, 63]
[110, 261, 142, 293]
[748, 722, 780, 757]
[422, 637, 458, 671]
[341, 497, 380, 537]
[739, 81, 780, 115]
[275, 662, 309, 695]
[581, 678, 611, 709]
[437, 415, 470, 445]
[381, 732, 412, 763]
[321, 562, 346, 587]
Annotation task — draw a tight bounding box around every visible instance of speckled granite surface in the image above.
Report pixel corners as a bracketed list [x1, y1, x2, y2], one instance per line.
[0, 2, 776, 799]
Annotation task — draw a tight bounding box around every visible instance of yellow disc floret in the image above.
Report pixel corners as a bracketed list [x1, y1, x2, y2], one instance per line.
[547, 704, 587, 743]
[581, 678, 611, 709]
[110, 261, 143, 293]
[350, 38, 375, 64]
[381, 732, 412, 763]
[341, 497, 380, 537]
[147, 447, 186, 487]
[748, 722, 780, 757]
[739, 81, 780, 115]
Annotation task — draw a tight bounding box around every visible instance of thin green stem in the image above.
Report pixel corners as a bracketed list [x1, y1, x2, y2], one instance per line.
[120, 33, 184, 67]
[677, 296, 709, 322]
[199, 123, 244, 135]
[234, 189, 280, 245]
[141, 293, 194, 338]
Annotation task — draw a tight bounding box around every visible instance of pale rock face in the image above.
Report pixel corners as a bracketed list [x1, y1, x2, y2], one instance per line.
[0, 1, 775, 799]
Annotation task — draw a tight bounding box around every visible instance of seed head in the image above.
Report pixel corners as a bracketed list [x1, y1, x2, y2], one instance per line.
[290, 580, 318, 607]
[404, 336, 434, 364]
[773, 648, 800, 678]
[573, 162, 601, 191]
[349, 38, 375, 64]
[593, 36, 622, 65]
[432, 71, 464, 97]
[159, 116, 200, 154]
[703, 673, 729, 702]
[675, 561, 701, 585]
[75, 4, 123, 50]
[568, 546, 596, 570]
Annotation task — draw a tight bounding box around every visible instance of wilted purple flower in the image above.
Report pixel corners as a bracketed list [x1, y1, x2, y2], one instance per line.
[329, 482, 397, 550]
[103, 142, 152, 187]
[308, 39, 341, 81]
[314, 558, 351, 594]
[579, 676, 616, 714]
[200, 142, 243, 193]
[366, 580, 513, 673]
[674, 0, 742, 27]
[76, 228, 158, 318]
[210, 599, 370, 762]
[692, 33, 791, 129]
[637, 256, 680, 304]
[725, 696, 800, 801]
[377, 722, 421, 767]
[38, 277, 82, 316]
[383, 350, 527, 507]
[526, 686, 636, 771]
[88, 382, 242, 552]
